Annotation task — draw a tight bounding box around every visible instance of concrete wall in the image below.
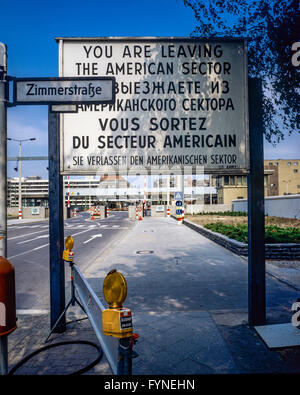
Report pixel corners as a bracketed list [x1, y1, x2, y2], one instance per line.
[232, 194, 300, 219]
[185, 204, 232, 214]
[7, 206, 49, 219]
[128, 205, 137, 219]
[9, 207, 71, 220]
[151, 205, 166, 217]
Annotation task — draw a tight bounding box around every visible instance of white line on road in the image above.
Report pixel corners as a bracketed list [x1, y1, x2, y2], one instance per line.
[8, 243, 49, 259]
[33, 243, 49, 250]
[9, 230, 48, 240]
[17, 309, 49, 315]
[83, 234, 102, 244]
[8, 225, 105, 260]
[17, 235, 49, 244]
[70, 229, 94, 237]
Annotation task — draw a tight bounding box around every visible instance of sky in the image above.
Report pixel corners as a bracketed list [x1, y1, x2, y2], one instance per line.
[1, 0, 299, 180]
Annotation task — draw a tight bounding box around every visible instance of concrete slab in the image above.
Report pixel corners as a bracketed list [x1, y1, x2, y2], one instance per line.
[255, 323, 300, 349]
[132, 311, 237, 374]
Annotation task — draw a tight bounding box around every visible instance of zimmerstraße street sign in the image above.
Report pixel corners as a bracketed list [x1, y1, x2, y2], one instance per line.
[13, 76, 115, 105]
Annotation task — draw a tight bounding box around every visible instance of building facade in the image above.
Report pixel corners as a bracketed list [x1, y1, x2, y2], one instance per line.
[215, 159, 300, 205]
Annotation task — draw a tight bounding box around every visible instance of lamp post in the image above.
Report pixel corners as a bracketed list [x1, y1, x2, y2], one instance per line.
[7, 138, 36, 219]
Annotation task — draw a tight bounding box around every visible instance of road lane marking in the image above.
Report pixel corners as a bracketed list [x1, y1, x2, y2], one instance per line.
[17, 235, 48, 244]
[9, 230, 48, 240]
[33, 243, 49, 250]
[17, 309, 49, 315]
[83, 234, 102, 244]
[8, 243, 49, 259]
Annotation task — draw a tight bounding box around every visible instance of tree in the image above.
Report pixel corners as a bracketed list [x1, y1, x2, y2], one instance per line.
[183, 0, 299, 143]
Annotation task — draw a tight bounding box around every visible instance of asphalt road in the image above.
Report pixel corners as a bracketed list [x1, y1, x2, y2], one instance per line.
[7, 211, 134, 311]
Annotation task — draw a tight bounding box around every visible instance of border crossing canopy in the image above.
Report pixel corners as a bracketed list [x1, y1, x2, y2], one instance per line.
[58, 37, 248, 176]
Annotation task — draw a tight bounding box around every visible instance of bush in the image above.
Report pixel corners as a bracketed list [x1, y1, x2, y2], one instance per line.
[204, 223, 300, 244]
[195, 211, 248, 217]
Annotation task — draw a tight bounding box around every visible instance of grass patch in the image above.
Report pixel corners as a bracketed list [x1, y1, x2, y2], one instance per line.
[203, 222, 300, 244]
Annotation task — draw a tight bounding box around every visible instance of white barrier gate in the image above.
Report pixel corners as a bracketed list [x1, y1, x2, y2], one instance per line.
[73, 264, 119, 374]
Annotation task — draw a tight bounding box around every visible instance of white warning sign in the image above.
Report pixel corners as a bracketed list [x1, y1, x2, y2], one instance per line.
[58, 37, 248, 175]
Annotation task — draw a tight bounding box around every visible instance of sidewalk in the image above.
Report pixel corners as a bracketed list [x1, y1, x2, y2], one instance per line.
[7, 216, 300, 374]
[7, 218, 49, 225]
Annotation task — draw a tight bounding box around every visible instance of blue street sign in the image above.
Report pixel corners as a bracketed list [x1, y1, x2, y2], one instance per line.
[174, 192, 183, 200]
[176, 209, 182, 215]
[176, 200, 183, 206]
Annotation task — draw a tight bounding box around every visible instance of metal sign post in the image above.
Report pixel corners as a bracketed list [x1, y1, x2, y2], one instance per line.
[247, 78, 266, 326]
[0, 42, 7, 258]
[0, 42, 8, 375]
[48, 110, 66, 333]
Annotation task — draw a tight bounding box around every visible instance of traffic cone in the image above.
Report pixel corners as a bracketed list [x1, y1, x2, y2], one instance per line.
[91, 212, 95, 220]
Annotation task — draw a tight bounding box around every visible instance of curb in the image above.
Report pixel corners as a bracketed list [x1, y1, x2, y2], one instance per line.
[175, 216, 300, 260]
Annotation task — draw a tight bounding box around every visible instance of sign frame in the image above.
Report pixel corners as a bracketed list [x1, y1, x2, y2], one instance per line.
[13, 76, 116, 106]
[58, 37, 249, 176]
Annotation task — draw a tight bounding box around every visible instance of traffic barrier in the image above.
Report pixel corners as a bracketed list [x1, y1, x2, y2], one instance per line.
[182, 208, 184, 221]
[18, 210, 22, 220]
[138, 206, 143, 221]
[0, 257, 17, 375]
[0, 257, 16, 337]
[106, 207, 110, 217]
[73, 265, 137, 375]
[90, 212, 95, 221]
[167, 207, 170, 217]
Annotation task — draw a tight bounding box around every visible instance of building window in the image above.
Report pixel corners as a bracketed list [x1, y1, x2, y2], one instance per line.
[269, 162, 273, 166]
[294, 162, 298, 166]
[229, 176, 235, 185]
[224, 176, 229, 186]
[288, 162, 291, 166]
[237, 175, 242, 185]
[294, 169, 298, 173]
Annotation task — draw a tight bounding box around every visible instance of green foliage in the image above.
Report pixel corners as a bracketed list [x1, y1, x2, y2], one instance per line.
[196, 211, 247, 216]
[183, 0, 300, 143]
[204, 222, 300, 243]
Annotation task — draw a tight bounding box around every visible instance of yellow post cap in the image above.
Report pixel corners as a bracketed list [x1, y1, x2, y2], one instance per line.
[65, 235, 74, 250]
[103, 269, 127, 309]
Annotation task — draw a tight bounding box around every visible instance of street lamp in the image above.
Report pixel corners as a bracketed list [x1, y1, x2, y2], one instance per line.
[7, 137, 36, 219]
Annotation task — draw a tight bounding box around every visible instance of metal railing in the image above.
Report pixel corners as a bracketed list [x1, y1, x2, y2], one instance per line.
[73, 264, 119, 374]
